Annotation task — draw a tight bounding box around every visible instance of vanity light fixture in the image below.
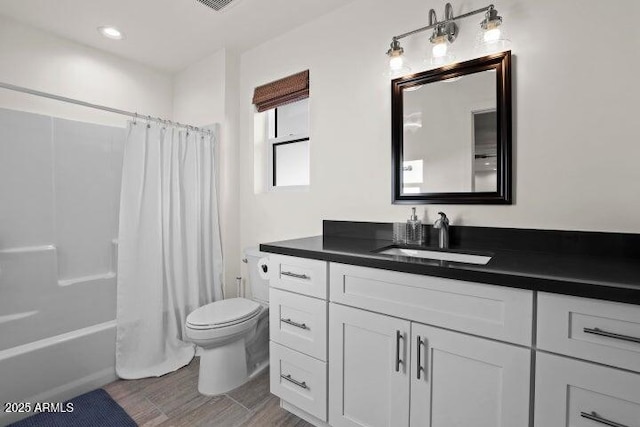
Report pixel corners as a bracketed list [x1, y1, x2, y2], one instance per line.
[428, 5, 457, 65]
[477, 7, 511, 53]
[387, 39, 411, 77]
[481, 8, 502, 42]
[386, 3, 507, 76]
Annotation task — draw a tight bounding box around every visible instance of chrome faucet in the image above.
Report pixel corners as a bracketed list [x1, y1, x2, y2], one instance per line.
[433, 212, 450, 249]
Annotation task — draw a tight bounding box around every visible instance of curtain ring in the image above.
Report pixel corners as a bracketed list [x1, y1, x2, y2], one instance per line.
[133, 113, 137, 125]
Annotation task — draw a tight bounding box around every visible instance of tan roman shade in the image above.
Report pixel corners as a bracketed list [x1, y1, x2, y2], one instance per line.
[252, 70, 309, 112]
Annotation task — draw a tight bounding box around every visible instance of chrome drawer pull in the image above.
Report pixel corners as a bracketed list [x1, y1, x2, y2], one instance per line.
[583, 327, 640, 344]
[395, 330, 404, 372]
[416, 336, 425, 380]
[281, 318, 308, 330]
[281, 271, 310, 280]
[580, 411, 629, 427]
[281, 374, 308, 389]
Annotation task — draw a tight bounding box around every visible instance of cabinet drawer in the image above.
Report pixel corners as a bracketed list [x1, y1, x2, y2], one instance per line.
[535, 352, 640, 427]
[269, 255, 328, 299]
[270, 342, 327, 422]
[537, 292, 640, 373]
[269, 288, 328, 361]
[330, 263, 533, 346]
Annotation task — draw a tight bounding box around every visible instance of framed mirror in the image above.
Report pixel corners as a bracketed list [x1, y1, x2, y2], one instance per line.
[391, 51, 512, 204]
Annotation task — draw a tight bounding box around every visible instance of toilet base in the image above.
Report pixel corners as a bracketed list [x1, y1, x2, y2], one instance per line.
[197, 338, 248, 395]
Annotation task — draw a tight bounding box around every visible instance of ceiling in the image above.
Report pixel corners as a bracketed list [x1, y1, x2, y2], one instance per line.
[0, 0, 352, 72]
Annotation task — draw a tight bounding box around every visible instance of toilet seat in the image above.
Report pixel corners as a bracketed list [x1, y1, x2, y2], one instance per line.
[186, 298, 262, 330]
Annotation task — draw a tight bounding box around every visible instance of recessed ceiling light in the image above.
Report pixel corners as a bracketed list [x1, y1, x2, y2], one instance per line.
[98, 26, 124, 40]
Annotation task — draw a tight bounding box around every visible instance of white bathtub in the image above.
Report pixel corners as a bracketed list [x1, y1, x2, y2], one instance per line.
[0, 246, 118, 425]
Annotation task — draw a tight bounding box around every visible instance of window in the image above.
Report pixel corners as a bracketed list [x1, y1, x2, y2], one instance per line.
[266, 98, 310, 188]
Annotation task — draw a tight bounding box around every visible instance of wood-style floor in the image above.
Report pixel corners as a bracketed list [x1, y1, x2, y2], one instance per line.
[104, 358, 312, 427]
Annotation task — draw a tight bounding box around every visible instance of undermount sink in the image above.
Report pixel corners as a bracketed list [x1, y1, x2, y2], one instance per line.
[376, 247, 492, 265]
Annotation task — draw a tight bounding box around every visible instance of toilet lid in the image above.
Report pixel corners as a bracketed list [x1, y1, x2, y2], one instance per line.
[186, 298, 261, 328]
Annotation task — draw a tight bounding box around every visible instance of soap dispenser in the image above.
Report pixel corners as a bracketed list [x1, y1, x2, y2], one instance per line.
[406, 207, 423, 245]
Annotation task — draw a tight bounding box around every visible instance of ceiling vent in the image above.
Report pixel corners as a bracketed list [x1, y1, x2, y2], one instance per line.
[195, 0, 234, 11]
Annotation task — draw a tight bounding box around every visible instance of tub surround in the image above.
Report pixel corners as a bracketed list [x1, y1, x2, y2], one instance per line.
[260, 220, 640, 304]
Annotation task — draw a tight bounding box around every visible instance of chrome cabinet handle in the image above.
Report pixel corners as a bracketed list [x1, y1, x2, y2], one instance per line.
[281, 271, 310, 280]
[416, 336, 425, 380]
[281, 374, 308, 390]
[395, 330, 404, 372]
[281, 318, 308, 330]
[583, 327, 640, 344]
[580, 411, 629, 427]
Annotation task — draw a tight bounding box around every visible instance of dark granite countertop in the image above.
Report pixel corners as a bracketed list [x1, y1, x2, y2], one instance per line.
[260, 222, 640, 305]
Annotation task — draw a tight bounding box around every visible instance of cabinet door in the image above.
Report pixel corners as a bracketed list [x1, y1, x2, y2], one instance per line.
[535, 352, 640, 427]
[410, 323, 531, 427]
[329, 303, 411, 427]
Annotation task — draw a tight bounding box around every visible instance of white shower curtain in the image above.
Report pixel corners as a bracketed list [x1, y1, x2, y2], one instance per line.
[116, 121, 223, 379]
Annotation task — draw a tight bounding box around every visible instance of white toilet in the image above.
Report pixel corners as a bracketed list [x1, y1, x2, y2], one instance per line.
[186, 248, 269, 395]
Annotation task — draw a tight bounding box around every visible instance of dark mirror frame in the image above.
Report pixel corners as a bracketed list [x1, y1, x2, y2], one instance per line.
[391, 51, 512, 204]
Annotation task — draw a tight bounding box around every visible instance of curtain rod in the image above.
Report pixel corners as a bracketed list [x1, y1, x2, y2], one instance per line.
[0, 81, 213, 135]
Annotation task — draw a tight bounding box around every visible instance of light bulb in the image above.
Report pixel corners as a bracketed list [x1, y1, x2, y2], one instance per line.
[432, 42, 448, 58]
[389, 55, 405, 71]
[483, 27, 501, 43]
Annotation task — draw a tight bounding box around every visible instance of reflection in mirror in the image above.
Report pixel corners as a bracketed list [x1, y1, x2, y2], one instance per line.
[392, 51, 511, 204]
[472, 110, 497, 191]
[402, 70, 496, 194]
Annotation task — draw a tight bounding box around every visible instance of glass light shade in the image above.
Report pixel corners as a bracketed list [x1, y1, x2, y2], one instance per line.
[388, 54, 411, 77]
[428, 34, 455, 67]
[476, 23, 511, 55]
[483, 27, 502, 43]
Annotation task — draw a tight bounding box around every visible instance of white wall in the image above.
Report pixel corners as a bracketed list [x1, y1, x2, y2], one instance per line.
[173, 49, 241, 297]
[173, 50, 226, 125]
[238, 0, 640, 254]
[0, 15, 173, 126]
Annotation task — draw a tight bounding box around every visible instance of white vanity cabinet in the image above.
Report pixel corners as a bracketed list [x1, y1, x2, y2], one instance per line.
[265, 252, 640, 427]
[328, 303, 531, 427]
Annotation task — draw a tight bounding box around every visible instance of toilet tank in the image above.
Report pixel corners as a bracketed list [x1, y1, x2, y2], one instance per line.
[244, 247, 269, 303]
